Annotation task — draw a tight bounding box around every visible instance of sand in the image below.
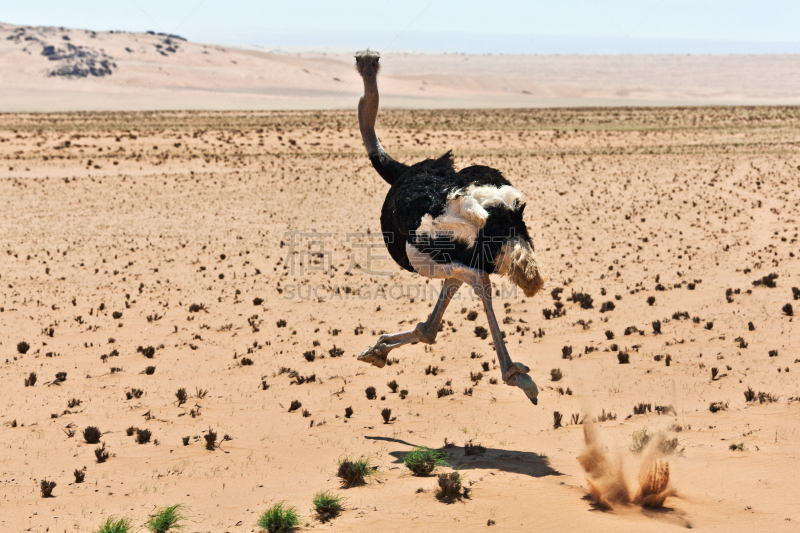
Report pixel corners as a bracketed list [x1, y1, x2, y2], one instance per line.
[2, 21, 800, 112]
[1, 106, 800, 532]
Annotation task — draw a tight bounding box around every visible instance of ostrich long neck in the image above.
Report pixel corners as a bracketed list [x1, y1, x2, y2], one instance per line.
[358, 70, 383, 157]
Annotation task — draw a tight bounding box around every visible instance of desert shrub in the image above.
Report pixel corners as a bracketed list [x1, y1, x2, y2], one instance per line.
[175, 388, 188, 406]
[744, 387, 756, 402]
[40, 479, 56, 498]
[464, 441, 486, 456]
[569, 291, 594, 309]
[328, 345, 344, 357]
[136, 428, 152, 444]
[95, 443, 109, 463]
[660, 437, 679, 455]
[204, 428, 217, 450]
[425, 365, 439, 376]
[709, 401, 728, 413]
[758, 391, 779, 404]
[436, 472, 464, 500]
[595, 409, 617, 422]
[336, 455, 375, 487]
[126, 389, 143, 400]
[437, 387, 454, 398]
[752, 273, 778, 288]
[83, 426, 101, 444]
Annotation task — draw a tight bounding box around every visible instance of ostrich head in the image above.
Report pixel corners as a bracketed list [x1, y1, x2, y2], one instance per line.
[355, 50, 380, 77]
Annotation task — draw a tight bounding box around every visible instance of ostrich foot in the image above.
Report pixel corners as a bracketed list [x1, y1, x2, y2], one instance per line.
[357, 278, 462, 369]
[502, 361, 530, 383]
[357, 325, 429, 369]
[357, 344, 389, 368]
[502, 362, 539, 404]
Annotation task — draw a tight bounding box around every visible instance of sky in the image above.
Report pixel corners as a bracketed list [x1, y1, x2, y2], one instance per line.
[2, 0, 800, 54]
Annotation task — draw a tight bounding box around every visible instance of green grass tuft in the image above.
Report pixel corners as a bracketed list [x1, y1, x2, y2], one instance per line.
[95, 516, 134, 533]
[312, 490, 345, 520]
[629, 428, 650, 454]
[403, 446, 449, 476]
[146, 504, 185, 533]
[257, 502, 299, 532]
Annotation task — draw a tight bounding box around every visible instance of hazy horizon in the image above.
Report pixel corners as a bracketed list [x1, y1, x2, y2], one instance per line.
[2, 1, 800, 55]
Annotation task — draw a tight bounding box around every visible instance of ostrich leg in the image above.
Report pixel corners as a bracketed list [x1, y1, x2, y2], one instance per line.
[358, 277, 463, 368]
[450, 264, 540, 405]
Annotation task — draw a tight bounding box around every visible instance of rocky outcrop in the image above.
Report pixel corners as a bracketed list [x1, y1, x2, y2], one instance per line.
[41, 43, 116, 77]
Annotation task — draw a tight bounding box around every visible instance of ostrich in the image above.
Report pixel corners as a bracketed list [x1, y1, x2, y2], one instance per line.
[354, 51, 545, 404]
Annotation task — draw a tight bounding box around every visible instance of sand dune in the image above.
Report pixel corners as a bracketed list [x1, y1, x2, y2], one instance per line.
[2, 22, 800, 112]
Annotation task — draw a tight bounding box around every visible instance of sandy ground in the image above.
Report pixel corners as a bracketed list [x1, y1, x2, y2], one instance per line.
[2, 22, 800, 112]
[2, 107, 800, 532]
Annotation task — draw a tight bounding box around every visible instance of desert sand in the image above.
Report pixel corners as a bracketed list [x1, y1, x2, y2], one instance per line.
[2, 106, 800, 532]
[2, 21, 800, 112]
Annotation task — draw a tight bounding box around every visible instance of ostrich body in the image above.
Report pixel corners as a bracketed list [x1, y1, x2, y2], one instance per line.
[354, 51, 545, 404]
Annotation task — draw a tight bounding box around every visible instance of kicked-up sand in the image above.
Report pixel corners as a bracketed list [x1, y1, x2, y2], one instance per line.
[1, 107, 800, 531]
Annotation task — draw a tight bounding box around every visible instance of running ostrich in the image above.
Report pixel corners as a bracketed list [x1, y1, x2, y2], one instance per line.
[354, 51, 545, 404]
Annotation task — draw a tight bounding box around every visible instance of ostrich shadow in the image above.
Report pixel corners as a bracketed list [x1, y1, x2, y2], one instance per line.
[365, 435, 563, 479]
